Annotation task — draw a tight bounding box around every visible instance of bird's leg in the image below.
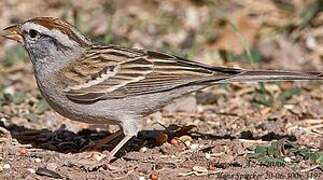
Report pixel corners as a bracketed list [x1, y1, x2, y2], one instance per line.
[109, 116, 141, 158]
[109, 134, 133, 158]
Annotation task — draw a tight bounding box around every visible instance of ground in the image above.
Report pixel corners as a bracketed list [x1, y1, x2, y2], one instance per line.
[0, 0, 323, 179]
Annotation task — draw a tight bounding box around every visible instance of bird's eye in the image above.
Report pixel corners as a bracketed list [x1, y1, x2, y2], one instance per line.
[29, 29, 39, 39]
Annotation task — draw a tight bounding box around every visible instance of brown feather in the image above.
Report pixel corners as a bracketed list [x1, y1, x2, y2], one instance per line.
[27, 17, 90, 47]
[60, 45, 323, 102]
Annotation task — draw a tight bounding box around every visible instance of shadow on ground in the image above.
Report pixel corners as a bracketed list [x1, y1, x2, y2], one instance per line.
[0, 121, 297, 155]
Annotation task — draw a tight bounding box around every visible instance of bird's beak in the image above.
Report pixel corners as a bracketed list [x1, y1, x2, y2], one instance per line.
[2, 25, 23, 43]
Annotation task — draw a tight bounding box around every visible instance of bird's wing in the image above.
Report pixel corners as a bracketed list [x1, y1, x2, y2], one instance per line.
[60, 45, 240, 102]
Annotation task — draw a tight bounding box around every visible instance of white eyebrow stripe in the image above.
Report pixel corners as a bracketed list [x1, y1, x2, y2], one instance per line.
[22, 22, 89, 47]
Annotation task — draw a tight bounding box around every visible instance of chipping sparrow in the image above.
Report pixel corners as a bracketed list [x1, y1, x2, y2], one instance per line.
[2, 17, 323, 159]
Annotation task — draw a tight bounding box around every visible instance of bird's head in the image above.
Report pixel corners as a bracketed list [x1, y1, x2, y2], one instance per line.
[2, 17, 92, 69]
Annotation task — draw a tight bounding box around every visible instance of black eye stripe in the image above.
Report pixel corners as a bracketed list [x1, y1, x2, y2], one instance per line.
[24, 29, 71, 50]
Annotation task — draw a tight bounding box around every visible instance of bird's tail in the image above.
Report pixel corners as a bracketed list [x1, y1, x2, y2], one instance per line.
[224, 69, 323, 83]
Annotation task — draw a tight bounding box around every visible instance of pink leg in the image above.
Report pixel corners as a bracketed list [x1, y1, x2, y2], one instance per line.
[109, 135, 134, 158]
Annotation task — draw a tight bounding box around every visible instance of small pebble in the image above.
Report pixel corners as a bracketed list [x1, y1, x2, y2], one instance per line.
[190, 143, 199, 150]
[3, 164, 10, 169]
[138, 176, 146, 180]
[184, 140, 191, 147]
[27, 168, 36, 174]
[305, 36, 317, 50]
[46, 163, 58, 171]
[192, 165, 208, 173]
[20, 148, 28, 156]
[170, 138, 179, 146]
[179, 135, 193, 143]
[3, 87, 14, 95]
[0, 118, 10, 130]
[205, 153, 211, 160]
[284, 157, 292, 163]
[149, 171, 159, 180]
[35, 158, 41, 163]
[36, 167, 62, 179]
[140, 147, 148, 153]
[92, 152, 105, 161]
[0, 118, 8, 123]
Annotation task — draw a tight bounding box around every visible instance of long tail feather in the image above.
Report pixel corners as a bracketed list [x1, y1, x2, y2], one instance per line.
[226, 70, 323, 82]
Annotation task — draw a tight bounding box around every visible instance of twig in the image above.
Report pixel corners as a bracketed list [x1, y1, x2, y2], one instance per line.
[305, 124, 323, 130]
[0, 126, 11, 138]
[163, 112, 238, 118]
[178, 170, 222, 177]
[303, 119, 323, 124]
[113, 168, 135, 180]
[301, 165, 321, 172]
[239, 139, 270, 144]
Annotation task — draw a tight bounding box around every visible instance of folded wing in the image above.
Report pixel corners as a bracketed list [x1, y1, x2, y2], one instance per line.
[60, 45, 239, 102]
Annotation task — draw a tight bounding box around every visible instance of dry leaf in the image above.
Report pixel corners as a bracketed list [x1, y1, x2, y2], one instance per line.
[211, 12, 260, 54]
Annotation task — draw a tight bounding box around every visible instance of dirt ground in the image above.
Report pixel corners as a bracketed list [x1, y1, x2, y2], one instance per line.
[0, 0, 323, 179]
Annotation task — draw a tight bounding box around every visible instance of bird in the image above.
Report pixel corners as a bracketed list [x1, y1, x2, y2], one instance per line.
[2, 16, 323, 159]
